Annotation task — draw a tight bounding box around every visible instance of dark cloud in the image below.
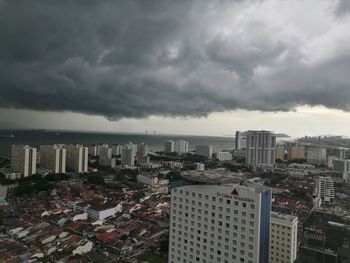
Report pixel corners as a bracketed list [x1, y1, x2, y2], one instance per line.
[0, 0, 349, 120]
[335, 0, 350, 17]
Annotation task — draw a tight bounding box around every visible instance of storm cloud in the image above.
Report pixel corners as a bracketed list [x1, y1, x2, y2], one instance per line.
[0, 0, 350, 119]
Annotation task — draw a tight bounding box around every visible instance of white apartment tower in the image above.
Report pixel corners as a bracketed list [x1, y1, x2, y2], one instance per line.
[40, 145, 66, 174]
[196, 145, 213, 159]
[175, 139, 189, 154]
[333, 159, 350, 184]
[11, 145, 37, 177]
[65, 144, 88, 173]
[235, 131, 242, 150]
[269, 212, 298, 263]
[137, 143, 149, 157]
[121, 147, 135, 166]
[313, 176, 335, 204]
[169, 184, 272, 263]
[246, 130, 276, 168]
[164, 140, 175, 153]
[306, 147, 327, 165]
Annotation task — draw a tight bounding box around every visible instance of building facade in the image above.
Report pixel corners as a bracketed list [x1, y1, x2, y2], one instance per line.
[175, 139, 189, 154]
[40, 144, 66, 174]
[245, 131, 276, 168]
[164, 140, 175, 153]
[196, 145, 213, 159]
[65, 144, 88, 173]
[269, 212, 298, 263]
[11, 145, 37, 177]
[306, 147, 327, 165]
[313, 176, 335, 204]
[235, 131, 242, 150]
[215, 151, 233, 161]
[121, 147, 135, 166]
[169, 184, 272, 263]
[286, 144, 305, 160]
[333, 159, 350, 184]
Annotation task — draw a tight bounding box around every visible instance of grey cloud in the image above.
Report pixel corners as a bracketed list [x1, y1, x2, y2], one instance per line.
[0, 0, 350, 120]
[335, 0, 350, 17]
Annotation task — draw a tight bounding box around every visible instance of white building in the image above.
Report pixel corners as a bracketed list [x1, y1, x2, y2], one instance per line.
[313, 176, 335, 204]
[195, 162, 205, 171]
[111, 144, 121, 155]
[137, 174, 159, 186]
[306, 147, 327, 165]
[65, 144, 88, 173]
[74, 203, 122, 221]
[215, 151, 233, 161]
[99, 145, 112, 167]
[11, 145, 37, 177]
[196, 145, 213, 159]
[235, 131, 242, 150]
[175, 139, 189, 154]
[169, 184, 272, 263]
[246, 130, 276, 168]
[40, 144, 66, 174]
[164, 140, 175, 153]
[269, 212, 298, 263]
[333, 159, 350, 184]
[121, 147, 135, 166]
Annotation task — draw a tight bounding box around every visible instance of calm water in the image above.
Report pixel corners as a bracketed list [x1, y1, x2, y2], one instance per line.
[0, 130, 234, 156]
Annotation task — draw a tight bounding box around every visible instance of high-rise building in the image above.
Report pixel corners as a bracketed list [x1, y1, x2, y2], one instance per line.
[333, 159, 350, 184]
[164, 140, 175, 153]
[169, 184, 272, 263]
[88, 145, 98, 156]
[286, 143, 305, 160]
[11, 145, 37, 177]
[194, 162, 205, 171]
[196, 145, 213, 159]
[269, 212, 298, 263]
[313, 176, 335, 204]
[40, 144, 66, 174]
[137, 143, 149, 157]
[235, 131, 242, 150]
[99, 145, 112, 167]
[121, 147, 135, 166]
[111, 144, 121, 156]
[276, 145, 285, 160]
[65, 144, 88, 173]
[175, 139, 189, 154]
[246, 130, 276, 168]
[306, 147, 327, 165]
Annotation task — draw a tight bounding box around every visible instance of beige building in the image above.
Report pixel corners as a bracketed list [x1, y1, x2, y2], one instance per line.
[40, 145, 66, 174]
[11, 145, 37, 177]
[65, 144, 88, 173]
[270, 212, 298, 263]
[286, 144, 305, 160]
[276, 145, 285, 160]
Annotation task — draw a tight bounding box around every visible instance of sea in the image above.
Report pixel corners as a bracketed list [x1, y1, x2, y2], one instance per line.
[0, 130, 235, 156]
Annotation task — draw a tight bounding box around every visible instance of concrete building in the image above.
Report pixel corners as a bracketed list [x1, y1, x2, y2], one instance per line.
[196, 145, 213, 159]
[214, 151, 233, 161]
[164, 140, 175, 153]
[88, 145, 98, 156]
[121, 147, 135, 166]
[111, 144, 121, 156]
[306, 147, 327, 165]
[235, 131, 242, 150]
[99, 145, 112, 167]
[276, 145, 286, 161]
[169, 184, 272, 263]
[286, 143, 305, 160]
[175, 139, 189, 154]
[137, 174, 159, 186]
[246, 130, 276, 168]
[313, 176, 335, 204]
[137, 143, 149, 157]
[11, 145, 37, 177]
[195, 162, 205, 171]
[65, 144, 88, 173]
[333, 159, 350, 184]
[40, 145, 66, 174]
[270, 212, 298, 263]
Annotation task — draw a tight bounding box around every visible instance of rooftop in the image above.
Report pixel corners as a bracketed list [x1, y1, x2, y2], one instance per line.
[180, 170, 249, 184]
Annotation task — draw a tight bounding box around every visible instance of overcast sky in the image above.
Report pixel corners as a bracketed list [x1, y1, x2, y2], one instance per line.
[0, 0, 350, 137]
